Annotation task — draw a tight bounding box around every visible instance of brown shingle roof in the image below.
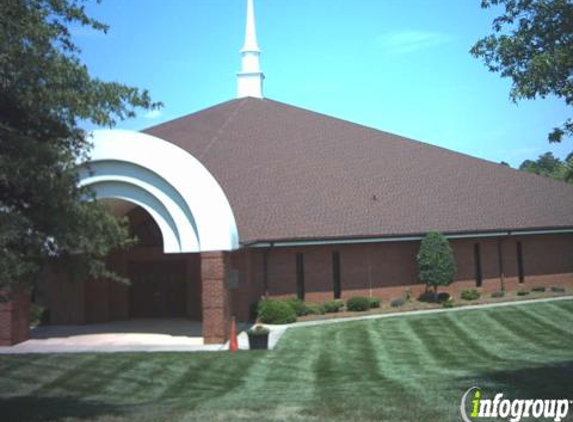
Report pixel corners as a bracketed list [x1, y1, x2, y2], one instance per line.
[144, 98, 573, 244]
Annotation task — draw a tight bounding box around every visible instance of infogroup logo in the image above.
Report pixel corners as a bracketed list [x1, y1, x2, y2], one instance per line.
[460, 387, 571, 422]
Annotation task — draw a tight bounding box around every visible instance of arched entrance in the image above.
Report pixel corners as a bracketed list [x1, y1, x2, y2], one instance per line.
[79, 129, 239, 253]
[83, 203, 202, 323]
[75, 130, 239, 344]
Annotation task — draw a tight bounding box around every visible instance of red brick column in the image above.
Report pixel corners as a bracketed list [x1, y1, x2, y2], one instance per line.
[0, 290, 31, 346]
[201, 251, 230, 344]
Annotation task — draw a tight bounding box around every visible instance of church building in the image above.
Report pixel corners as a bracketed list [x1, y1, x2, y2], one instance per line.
[2, 0, 572, 346]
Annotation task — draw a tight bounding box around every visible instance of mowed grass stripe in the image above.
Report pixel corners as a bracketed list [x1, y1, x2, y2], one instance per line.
[203, 327, 325, 408]
[513, 306, 573, 338]
[452, 309, 538, 363]
[364, 320, 451, 421]
[542, 300, 573, 321]
[489, 306, 572, 351]
[549, 299, 573, 315]
[0, 354, 97, 397]
[33, 355, 142, 398]
[405, 316, 468, 369]
[0, 300, 572, 422]
[442, 313, 504, 364]
[480, 308, 562, 360]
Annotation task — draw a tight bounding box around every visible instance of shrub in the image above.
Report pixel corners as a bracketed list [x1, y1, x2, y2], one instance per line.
[323, 300, 344, 313]
[551, 286, 566, 293]
[390, 297, 406, 307]
[437, 292, 451, 303]
[461, 289, 481, 301]
[517, 289, 530, 296]
[491, 290, 505, 298]
[346, 297, 370, 312]
[417, 232, 456, 295]
[305, 303, 326, 315]
[249, 301, 260, 320]
[442, 299, 455, 308]
[418, 290, 437, 303]
[284, 297, 309, 316]
[404, 288, 412, 301]
[30, 303, 49, 325]
[257, 300, 297, 324]
[531, 286, 546, 293]
[368, 297, 381, 309]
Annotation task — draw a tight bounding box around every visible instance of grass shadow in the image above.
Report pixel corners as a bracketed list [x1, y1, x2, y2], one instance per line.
[0, 396, 126, 422]
[463, 360, 573, 399]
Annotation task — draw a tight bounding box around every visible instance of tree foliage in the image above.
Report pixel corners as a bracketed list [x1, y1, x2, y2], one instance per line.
[471, 0, 573, 142]
[417, 232, 456, 295]
[0, 0, 160, 293]
[518, 151, 573, 182]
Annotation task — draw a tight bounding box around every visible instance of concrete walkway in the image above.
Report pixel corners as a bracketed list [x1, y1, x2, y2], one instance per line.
[0, 319, 230, 354]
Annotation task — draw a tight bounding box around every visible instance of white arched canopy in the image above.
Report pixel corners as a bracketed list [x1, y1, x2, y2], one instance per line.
[78, 130, 239, 253]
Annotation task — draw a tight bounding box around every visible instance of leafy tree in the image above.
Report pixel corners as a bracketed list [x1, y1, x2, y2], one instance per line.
[417, 232, 456, 296]
[565, 152, 573, 182]
[518, 151, 572, 182]
[0, 0, 160, 295]
[500, 161, 511, 167]
[471, 0, 573, 142]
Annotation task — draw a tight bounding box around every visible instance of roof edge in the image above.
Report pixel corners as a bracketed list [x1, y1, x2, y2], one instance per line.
[242, 227, 573, 248]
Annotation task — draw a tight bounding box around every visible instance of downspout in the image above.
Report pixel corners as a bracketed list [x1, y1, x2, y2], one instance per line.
[497, 237, 506, 292]
[367, 249, 373, 298]
[262, 242, 273, 298]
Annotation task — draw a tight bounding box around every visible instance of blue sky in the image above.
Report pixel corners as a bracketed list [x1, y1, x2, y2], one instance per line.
[75, 0, 571, 167]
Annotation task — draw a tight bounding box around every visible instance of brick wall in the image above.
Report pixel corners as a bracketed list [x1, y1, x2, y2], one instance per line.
[228, 233, 573, 317]
[0, 290, 30, 346]
[201, 251, 230, 344]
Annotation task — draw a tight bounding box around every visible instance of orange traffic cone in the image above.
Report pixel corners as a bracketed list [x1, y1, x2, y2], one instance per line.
[229, 316, 239, 352]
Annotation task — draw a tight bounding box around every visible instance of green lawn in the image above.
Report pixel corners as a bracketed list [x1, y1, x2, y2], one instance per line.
[1, 300, 573, 422]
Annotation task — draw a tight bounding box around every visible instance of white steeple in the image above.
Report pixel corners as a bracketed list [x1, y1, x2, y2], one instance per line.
[237, 0, 264, 99]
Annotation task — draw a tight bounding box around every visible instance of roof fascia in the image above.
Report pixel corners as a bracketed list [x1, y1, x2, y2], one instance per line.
[243, 228, 573, 248]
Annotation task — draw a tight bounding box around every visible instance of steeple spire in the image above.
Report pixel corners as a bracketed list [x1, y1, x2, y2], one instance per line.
[241, 0, 260, 53]
[237, 0, 264, 98]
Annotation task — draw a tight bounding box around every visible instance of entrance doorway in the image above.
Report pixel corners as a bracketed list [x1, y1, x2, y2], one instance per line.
[128, 261, 187, 318]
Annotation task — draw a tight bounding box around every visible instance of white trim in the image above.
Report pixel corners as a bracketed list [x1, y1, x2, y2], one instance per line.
[510, 228, 573, 236]
[246, 228, 573, 248]
[78, 130, 239, 253]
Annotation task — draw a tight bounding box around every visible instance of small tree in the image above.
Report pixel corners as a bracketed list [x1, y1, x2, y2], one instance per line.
[417, 232, 456, 297]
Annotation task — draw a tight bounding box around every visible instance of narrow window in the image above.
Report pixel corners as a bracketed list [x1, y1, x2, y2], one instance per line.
[296, 253, 305, 300]
[332, 251, 341, 299]
[474, 243, 483, 287]
[516, 242, 525, 283]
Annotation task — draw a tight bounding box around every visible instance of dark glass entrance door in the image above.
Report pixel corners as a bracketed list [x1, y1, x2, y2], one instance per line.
[128, 261, 187, 318]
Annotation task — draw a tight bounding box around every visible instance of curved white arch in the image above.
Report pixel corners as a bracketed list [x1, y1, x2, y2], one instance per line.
[77, 129, 239, 253]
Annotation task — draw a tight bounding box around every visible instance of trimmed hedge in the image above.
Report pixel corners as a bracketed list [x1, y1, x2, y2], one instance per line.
[531, 286, 546, 293]
[442, 299, 455, 308]
[460, 289, 481, 301]
[517, 290, 530, 296]
[346, 297, 370, 312]
[284, 297, 309, 316]
[551, 286, 566, 293]
[257, 300, 297, 324]
[368, 297, 381, 309]
[323, 300, 344, 313]
[436, 292, 451, 303]
[390, 297, 405, 307]
[418, 291, 437, 303]
[306, 303, 326, 315]
[491, 290, 505, 298]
